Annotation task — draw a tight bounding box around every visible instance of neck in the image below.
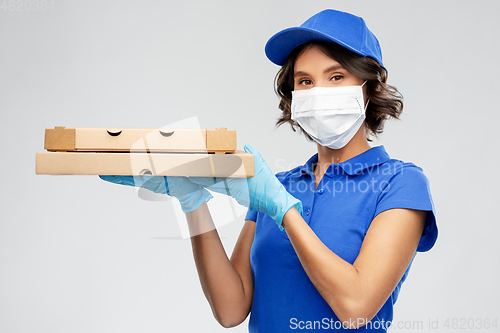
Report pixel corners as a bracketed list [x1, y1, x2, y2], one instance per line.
[314, 125, 371, 182]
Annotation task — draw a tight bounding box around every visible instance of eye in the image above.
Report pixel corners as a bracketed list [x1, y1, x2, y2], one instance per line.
[330, 75, 344, 82]
[298, 79, 313, 86]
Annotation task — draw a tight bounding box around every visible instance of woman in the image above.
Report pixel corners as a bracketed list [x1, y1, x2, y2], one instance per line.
[101, 9, 438, 332]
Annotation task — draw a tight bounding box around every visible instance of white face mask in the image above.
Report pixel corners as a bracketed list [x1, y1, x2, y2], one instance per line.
[291, 82, 368, 149]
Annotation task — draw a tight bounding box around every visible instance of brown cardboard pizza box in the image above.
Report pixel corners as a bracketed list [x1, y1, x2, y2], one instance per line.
[35, 150, 254, 178]
[44, 126, 236, 154]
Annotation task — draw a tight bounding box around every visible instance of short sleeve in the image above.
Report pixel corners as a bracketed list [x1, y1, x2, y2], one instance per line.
[375, 163, 438, 252]
[245, 209, 258, 222]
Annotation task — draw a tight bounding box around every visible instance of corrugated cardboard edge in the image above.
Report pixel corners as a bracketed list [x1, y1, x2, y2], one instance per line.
[44, 127, 75, 151]
[35, 151, 254, 178]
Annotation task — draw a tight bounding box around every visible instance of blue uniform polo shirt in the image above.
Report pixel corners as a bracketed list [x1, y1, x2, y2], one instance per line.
[245, 145, 437, 332]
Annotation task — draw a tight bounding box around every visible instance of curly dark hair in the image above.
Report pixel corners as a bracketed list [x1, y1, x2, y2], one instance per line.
[275, 41, 403, 141]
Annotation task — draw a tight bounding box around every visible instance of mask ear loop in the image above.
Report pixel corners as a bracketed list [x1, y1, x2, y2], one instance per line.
[361, 80, 370, 111]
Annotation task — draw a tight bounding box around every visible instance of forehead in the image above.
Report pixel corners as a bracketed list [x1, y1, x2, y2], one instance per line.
[294, 45, 342, 71]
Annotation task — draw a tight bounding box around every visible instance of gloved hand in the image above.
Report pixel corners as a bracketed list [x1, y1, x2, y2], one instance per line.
[99, 175, 212, 213]
[189, 144, 302, 231]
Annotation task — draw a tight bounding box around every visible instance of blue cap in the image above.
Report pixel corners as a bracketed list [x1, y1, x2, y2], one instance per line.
[265, 9, 383, 66]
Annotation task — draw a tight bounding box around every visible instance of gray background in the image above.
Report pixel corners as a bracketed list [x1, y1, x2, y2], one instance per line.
[1, 0, 499, 332]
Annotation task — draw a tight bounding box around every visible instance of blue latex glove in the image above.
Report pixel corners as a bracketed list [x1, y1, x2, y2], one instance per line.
[99, 175, 212, 213]
[189, 144, 302, 230]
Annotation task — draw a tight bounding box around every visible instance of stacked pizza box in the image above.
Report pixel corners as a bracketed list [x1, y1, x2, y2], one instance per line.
[36, 127, 254, 178]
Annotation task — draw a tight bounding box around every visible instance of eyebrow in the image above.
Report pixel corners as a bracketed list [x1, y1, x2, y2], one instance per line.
[294, 64, 344, 78]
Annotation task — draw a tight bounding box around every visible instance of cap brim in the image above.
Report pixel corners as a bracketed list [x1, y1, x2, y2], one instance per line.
[265, 27, 366, 66]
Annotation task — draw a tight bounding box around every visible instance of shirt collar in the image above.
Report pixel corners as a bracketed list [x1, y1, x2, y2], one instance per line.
[292, 145, 391, 178]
